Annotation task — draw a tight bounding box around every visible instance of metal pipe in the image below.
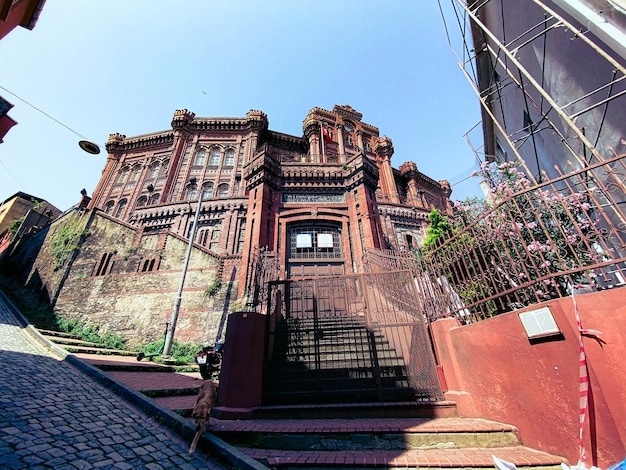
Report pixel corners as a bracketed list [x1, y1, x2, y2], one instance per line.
[163, 188, 205, 357]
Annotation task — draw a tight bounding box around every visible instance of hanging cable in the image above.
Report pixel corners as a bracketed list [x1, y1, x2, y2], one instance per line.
[0, 159, 27, 190]
[0, 84, 101, 154]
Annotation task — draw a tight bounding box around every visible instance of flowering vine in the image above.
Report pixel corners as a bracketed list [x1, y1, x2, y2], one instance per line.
[422, 160, 601, 314]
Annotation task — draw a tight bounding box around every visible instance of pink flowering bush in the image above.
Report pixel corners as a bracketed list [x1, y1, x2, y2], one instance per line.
[422, 160, 599, 315]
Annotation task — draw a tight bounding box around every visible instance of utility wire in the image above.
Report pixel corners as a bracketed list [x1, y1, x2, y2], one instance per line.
[0, 159, 27, 191]
[0, 84, 92, 141]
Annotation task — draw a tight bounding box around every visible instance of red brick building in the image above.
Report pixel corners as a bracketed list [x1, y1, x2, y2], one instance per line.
[0, 0, 46, 40]
[0, 0, 47, 142]
[89, 105, 452, 294]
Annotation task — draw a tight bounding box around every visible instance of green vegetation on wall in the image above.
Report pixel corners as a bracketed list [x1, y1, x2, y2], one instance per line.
[50, 216, 90, 270]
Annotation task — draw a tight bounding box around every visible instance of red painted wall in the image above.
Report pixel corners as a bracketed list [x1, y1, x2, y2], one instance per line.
[432, 289, 626, 467]
[214, 312, 265, 418]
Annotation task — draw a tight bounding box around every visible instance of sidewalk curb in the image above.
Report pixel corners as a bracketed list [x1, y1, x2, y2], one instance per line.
[0, 290, 268, 470]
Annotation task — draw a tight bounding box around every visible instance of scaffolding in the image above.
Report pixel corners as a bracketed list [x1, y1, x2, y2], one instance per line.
[439, 0, 626, 183]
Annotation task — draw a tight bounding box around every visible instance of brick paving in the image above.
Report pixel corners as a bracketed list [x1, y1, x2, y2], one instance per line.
[0, 293, 225, 470]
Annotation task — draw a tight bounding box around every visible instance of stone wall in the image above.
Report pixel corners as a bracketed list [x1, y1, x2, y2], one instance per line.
[19, 208, 232, 347]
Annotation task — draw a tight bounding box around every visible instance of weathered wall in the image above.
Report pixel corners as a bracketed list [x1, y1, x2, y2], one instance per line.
[432, 289, 626, 467]
[21, 208, 232, 347]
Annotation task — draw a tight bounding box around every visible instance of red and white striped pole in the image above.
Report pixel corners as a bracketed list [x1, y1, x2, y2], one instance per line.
[572, 286, 602, 466]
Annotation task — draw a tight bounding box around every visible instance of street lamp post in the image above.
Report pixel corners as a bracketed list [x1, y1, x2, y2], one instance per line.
[162, 186, 204, 357]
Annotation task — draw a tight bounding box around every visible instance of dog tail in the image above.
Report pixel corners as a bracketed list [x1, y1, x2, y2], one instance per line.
[189, 429, 203, 453]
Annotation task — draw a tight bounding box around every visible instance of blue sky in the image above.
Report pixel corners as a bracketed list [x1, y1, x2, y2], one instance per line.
[0, 1, 482, 210]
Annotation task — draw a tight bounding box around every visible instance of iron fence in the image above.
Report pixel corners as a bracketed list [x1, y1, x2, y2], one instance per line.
[244, 245, 279, 313]
[366, 151, 626, 323]
[263, 273, 442, 404]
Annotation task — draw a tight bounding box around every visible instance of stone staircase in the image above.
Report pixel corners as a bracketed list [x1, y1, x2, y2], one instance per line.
[39, 329, 204, 416]
[39, 328, 569, 469]
[211, 416, 568, 469]
[264, 315, 439, 405]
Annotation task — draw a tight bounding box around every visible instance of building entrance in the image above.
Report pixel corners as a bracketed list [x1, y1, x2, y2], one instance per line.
[286, 222, 345, 278]
[262, 271, 443, 404]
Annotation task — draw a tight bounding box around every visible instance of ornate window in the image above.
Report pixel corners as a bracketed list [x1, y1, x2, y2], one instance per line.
[104, 200, 115, 214]
[149, 193, 160, 205]
[217, 183, 229, 198]
[209, 148, 221, 166]
[210, 230, 220, 251]
[149, 163, 159, 179]
[184, 185, 198, 200]
[116, 167, 129, 184]
[114, 199, 127, 218]
[202, 183, 214, 199]
[129, 166, 141, 182]
[194, 148, 206, 166]
[224, 148, 235, 167]
[288, 223, 342, 260]
[136, 195, 148, 207]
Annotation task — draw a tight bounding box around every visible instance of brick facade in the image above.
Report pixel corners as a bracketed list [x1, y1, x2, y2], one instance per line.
[10, 105, 452, 346]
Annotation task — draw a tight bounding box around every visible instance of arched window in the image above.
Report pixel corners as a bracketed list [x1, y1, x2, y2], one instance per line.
[159, 160, 169, 177]
[224, 148, 235, 167]
[194, 148, 206, 166]
[149, 163, 159, 179]
[129, 165, 141, 182]
[149, 193, 160, 205]
[116, 167, 129, 183]
[217, 183, 229, 198]
[114, 199, 127, 218]
[201, 183, 214, 199]
[136, 195, 148, 207]
[209, 148, 221, 166]
[184, 185, 198, 200]
[104, 200, 115, 214]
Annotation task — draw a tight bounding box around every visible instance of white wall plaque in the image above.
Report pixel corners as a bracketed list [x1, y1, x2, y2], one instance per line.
[519, 306, 561, 339]
[317, 233, 333, 248]
[296, 233, 312, 248]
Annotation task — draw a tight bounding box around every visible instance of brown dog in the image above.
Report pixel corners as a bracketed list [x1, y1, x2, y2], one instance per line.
[189, 380, 216, 453]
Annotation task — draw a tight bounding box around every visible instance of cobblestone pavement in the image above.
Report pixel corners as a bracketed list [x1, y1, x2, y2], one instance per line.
[0, 295, 224, 470]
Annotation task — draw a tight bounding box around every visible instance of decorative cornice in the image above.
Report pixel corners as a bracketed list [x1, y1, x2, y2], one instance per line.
[332, 104, 363, 122]
[171, 109, 196, 129]
[399, 161, 418, 178]
[378, 204, 430, 221]
[303, 105, 379, 135]
[266, 130, 308, 152]
[105, 131, 174, 153]
[171, 109, 268, 133]
[374, 136, 394, 158]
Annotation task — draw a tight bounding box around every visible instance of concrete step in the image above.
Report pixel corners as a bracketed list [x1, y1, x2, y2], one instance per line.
[105, 370, 203, 394]
[41, 334, 100, 348]
[237, 446, 566, 469]
[215, 401, 457, 420]
[155, 394, 198, 415]
[61, 345, 138, 356]
[38, 328, 83, 339]
[74, 352, 190, 376]
[209, 418, 567, 469]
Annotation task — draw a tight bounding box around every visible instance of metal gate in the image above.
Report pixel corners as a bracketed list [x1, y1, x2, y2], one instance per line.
[263, 270, 443, 404]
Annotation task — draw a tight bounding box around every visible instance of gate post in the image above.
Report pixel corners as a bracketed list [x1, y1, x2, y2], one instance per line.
[213, 312, 266, 419]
